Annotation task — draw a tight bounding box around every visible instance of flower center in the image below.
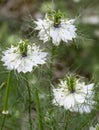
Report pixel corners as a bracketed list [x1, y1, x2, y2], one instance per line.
[53, 11, 62, 28]
[19, 40, 28, 57]
[66, 76, 76, 93]
[22, 52, 27, 57]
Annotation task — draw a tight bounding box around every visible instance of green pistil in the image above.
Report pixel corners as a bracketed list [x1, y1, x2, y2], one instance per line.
[19, 41, 28, 57]
[53, 11, 62, 27]
[66, 76, 76, 93]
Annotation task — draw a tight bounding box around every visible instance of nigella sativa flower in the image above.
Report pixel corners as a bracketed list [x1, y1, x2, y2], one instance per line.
[1, 40, 48, 73]
[35, 10, 77, 46]
[52, 74, 95, 113]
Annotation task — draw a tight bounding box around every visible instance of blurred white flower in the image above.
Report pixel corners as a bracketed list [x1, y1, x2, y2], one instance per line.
[52, 75, 95, 113]
[82, 15, 99, 25]
[73, 0, 81, 3]
[89, 123, 99, 130]
[90, 127, 96, 130]
[94, 30, 99, 38]
[35, 11, 77, 46]
[1, 40, 47, 73]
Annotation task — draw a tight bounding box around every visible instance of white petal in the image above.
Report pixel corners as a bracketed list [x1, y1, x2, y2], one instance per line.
[50, 28, 61, 45]
[63, 94, 75, 109]
[75, 93, 85, 103]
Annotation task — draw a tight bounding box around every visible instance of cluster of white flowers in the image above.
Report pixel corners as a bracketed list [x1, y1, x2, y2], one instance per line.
[1, 40, 47, 73]
[52, 75, 95, 113]
[35, 11, 77, 46]
[89, 123, 99, 130]
[1, 10, 97, 116]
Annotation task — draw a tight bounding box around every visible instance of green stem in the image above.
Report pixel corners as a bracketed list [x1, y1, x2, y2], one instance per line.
[52, 0, 54, 10]
[3, 71, 11, 112]
[1, 71, 11, 130]
[0, 115, 6, 130]
[49, 45, 56, 130]
[49, 45, 55, 99]
[26, 77, 32, 130]
[64, 111, 71, 130]
[35, 89, 43, 130]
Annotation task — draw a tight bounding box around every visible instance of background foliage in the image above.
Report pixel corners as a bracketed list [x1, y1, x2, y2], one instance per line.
[0, 0, 99, 130]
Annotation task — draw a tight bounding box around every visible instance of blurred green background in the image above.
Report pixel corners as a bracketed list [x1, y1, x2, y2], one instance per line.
[0, 0, 99, 130]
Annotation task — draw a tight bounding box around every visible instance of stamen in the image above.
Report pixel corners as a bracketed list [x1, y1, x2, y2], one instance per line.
[66, 75, 76, 93]
[53, 11, 62, 28]
[19, 40, 28, 57]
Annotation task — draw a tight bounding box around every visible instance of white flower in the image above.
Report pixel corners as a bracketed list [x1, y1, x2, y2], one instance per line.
[89, 123, 99, 130]
[1, 40, 47, 73]
[35, 12, 77, 46]
[52, 75, 95, 113]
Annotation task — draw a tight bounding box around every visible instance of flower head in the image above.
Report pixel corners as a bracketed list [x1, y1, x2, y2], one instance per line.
[35, 10, 77, 46]
[52, 74, 95, 113]
[1, 40, 47, 73]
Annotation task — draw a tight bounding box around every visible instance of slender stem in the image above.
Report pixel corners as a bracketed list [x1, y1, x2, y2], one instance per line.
[48, 45, 56, 130]
[1, 71, 11, 130]
[52, 0, 55, 10]
[50, 45, 55, 75]
[3, 71, 11, 112]
[0, 115, 6, 130]
[49, 45, 55, 98]
[64, 111, 71, 130]
[35, 89, 43, 130]
[26, 77, 32, 130]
